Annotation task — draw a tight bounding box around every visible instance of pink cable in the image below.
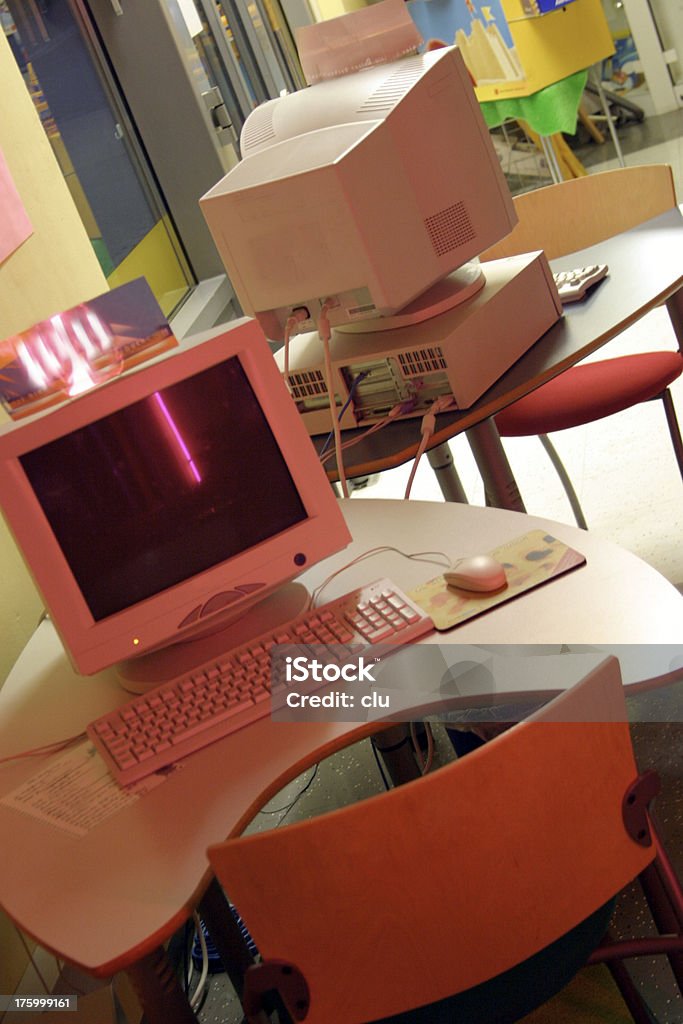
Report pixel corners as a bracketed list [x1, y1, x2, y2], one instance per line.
[318, 304, 349, 497]
[404, 395, 456, 500]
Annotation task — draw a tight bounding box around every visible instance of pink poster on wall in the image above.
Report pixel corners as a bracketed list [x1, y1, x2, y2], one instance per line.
[0, 145, 32, 265]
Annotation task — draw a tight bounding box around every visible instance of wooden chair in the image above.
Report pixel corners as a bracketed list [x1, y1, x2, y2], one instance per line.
[206, 658, 683, 1023]
[481, 165, 683, 528]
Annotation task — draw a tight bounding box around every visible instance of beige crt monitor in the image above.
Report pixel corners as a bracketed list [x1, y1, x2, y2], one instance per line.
[200, 46, 517, 341]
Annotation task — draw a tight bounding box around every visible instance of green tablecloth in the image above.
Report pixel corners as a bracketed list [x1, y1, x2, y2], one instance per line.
[480, 70, 588, 136]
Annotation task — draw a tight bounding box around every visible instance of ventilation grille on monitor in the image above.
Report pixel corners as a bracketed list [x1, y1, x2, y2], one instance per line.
[287, 369, 327, 400]
[425, 202, 476, 257]
[398, 348, 447, 377]
[358, 58, 424, 114]
[241, 105, 276, 154]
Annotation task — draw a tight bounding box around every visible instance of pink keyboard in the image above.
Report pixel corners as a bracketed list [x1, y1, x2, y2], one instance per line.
[87, 579, 433, 787]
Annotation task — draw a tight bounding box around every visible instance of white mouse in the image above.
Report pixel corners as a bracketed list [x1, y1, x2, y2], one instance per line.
[444, 555, 508, 594]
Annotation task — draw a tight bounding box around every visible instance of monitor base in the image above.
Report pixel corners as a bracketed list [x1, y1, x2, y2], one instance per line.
[336, 262, 485, 333]
[117, 582, 311, 694]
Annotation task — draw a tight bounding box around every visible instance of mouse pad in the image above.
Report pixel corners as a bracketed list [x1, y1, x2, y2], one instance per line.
[408, 530, 586, 631]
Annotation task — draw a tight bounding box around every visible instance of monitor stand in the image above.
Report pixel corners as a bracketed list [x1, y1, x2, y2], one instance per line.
[335, 261, 485, 333]
[116, 582, 311, 694]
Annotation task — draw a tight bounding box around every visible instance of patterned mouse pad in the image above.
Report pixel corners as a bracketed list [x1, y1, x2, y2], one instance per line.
[408, 530, 586, 631]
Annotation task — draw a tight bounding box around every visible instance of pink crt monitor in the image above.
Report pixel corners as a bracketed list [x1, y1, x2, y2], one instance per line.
[0, 318, 351, 677]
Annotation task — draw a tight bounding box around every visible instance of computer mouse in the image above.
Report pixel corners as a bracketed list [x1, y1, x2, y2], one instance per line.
[444, 555, 508, 594]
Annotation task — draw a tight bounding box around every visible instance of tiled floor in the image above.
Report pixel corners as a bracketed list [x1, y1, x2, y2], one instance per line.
[197, 102, 683, 1024]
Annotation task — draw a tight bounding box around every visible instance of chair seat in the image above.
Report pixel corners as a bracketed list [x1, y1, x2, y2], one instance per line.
[495, 352, 683, 436]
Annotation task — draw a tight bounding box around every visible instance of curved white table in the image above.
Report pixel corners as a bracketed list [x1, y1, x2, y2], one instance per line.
[0, 501, 681, 1020]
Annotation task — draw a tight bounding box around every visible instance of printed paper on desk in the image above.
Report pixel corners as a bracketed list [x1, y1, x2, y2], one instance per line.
[409, 530, 586, 631]
[0, 740, 166, 837]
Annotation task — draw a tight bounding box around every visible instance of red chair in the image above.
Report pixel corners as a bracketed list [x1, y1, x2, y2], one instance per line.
[481, 166, 683, 528]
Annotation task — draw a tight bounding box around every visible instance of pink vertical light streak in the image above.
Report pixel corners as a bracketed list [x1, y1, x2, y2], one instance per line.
[153, 392, 201, 483]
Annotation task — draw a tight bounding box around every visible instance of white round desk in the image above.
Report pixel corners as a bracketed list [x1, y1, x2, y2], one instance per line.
[0, 500, 681, 1022]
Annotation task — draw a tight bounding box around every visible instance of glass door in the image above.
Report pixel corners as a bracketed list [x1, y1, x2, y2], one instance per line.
[183, 0, 263, 137]
[602, 0, 680, 115]
[194, 0, 307, 136]
[640, 0, 683, 106]
[2, 0, 195, 318]
[227, 0, 306, 95]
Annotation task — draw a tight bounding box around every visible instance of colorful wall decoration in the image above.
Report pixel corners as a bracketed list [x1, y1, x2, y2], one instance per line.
[407, 0, 614, 99]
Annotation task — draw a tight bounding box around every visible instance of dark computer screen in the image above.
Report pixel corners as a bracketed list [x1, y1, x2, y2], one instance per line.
[20, 357, 307, 620]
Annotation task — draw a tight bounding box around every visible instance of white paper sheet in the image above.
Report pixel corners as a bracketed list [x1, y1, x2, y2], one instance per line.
[1, 740, 165, 837]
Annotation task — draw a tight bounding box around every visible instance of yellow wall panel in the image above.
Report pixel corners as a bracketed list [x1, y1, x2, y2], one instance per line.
[106, 218, 190, 317]
[0, 30, 107, 688]
[315, 0, 368, 21]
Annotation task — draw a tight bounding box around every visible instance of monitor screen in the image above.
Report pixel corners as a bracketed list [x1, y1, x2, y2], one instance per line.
[19, 357, 308, 621]
[0, 318, 351, 676]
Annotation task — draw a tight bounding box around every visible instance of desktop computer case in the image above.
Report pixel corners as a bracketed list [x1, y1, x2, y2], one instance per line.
[276, 251, 562, 433]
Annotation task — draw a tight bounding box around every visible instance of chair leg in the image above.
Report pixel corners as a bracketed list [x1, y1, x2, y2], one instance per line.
[638, 822, 683, 992]
[660, 388, 683, 480]
[603, 956, 658, 1024]
[538, 434, 588, 530]
[198, 877, 258, 998]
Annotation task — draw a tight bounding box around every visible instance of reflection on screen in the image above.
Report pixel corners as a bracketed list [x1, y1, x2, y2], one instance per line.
[21, 357, 307, 620]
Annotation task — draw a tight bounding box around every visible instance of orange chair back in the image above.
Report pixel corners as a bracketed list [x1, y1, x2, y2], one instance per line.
[208, 659, 654, 1023]
[481, 164, 677, 262]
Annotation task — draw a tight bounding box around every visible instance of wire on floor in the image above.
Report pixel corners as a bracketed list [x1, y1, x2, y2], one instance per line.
[258, 763, 320, 824]
[410, 722, 435, 775]
[188, 911, 209, 1012]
